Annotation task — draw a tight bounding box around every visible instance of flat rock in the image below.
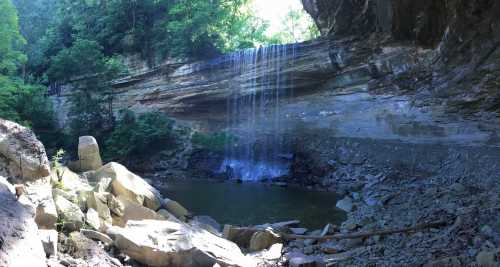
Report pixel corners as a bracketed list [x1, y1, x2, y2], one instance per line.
[108, 220, 256, 267]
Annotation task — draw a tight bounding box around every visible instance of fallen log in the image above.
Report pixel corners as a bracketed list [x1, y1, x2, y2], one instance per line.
[281, 220, 449, 241]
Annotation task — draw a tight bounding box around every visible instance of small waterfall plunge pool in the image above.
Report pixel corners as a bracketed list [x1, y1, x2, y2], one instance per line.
[162, 179, 347, 229]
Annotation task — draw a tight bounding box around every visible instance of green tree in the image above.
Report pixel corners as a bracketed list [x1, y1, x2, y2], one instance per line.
[104, 110, 176, 161]
[0, 0, 27, 76]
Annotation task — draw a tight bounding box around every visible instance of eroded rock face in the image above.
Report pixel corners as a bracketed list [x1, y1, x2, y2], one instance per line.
[0, 177, 48, 267]
[108, 220, 256, 267]
[0, 119, 50, 181]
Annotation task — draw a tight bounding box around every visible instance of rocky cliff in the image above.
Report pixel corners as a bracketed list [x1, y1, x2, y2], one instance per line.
[51, 0, 500, 179]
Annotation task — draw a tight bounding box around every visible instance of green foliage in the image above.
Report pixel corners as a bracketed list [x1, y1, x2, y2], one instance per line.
[0, 0, 26, 76]
[104, 110, 176, 161]
[268, 9, 320, 43]
[51, 149, 66, 189]
[192, 132, 235, 153]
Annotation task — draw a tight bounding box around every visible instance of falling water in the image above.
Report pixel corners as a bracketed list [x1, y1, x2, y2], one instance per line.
[219, 43, 298, 181]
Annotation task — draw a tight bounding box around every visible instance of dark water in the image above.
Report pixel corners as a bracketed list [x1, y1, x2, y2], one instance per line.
[162, 180, 346, 229]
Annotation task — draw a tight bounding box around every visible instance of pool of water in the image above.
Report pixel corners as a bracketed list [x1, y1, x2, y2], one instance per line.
[161, 180, 346, 229]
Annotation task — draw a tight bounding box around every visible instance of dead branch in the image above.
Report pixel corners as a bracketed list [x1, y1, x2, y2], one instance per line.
[281, 220, 449, 241]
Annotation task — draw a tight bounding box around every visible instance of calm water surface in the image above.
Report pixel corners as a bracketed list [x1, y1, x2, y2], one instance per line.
[162, 180, 346, 229]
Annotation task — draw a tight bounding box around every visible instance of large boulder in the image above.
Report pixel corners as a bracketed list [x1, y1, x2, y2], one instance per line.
[249, 230, 281, 252]
[162, 198, 190, 221]
[25, 182, 58, 230]
[95, 162, 162, 210]
[86, 192, 113, 231]
[51, 166, 93, 193]
[0, 177, 48, 267]
[0, 119, 50, 181]
[77, 136, 103, 172]
[54, 194, 85, 231]
[111, 195, 165, 227]
[108, 220, 256, 267]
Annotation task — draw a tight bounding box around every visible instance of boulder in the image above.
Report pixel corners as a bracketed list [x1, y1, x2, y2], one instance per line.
[336, 196, 354, 212]
[54, 194, 85, 231]
[0, 176, 48, 267]
[157, 209, 181, 222]
[286, 252, 326, 267]
[95, 162, 162, 210]
[51, 167, 92, 193]
[112, 195, 165, 227]
[39, 229, 58, 257]
[107, 193, 125, 217]
[163, 198, 190, 221]
[0, 119, 50, 181]
[78, 136, 103, 172]
[95, 176, 112, 193]
[223, 225, 260, 248]
[108, 220, 256, 267]
[35, 200, 58, 230]
[26, 182, 58, 230]
[80, 229, 113, 246]
[191, 215, 222, 235]
[86, 192, 113, 230]
[86, 208, 102, 231]
[249, 230, 281, 252]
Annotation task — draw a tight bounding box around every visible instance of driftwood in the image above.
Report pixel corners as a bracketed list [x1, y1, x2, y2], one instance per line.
[281, 220, 449, 241]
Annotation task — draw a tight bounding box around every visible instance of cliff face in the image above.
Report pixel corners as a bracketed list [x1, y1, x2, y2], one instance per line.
[52, 0, 500, 183]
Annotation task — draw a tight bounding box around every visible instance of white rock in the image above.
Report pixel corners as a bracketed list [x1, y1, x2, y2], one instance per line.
[0, 177, 47, 267]
[78, 136, 103, 172]
[112, 195, 165, 227]
[0, 119, 50, 181]
[336, 196, 354, 212]
[86, 208, 102, 231]
[162, 198, 189, 221]
[80, 229, 113, 245]
[95, 162, 162, 210]
[54, 194, 85, 231]
[108, 220, 256, 267]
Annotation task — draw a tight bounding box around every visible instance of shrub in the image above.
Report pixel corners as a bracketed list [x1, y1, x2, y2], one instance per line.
[104, 110, 175, 161]
[191, 132, 235, 153]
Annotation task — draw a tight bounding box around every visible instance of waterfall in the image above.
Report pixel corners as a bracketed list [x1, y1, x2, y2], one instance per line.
[219, 43, 297, 181]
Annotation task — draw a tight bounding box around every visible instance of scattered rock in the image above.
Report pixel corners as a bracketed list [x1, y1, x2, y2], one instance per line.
[290, 228, 308, 235]
[78, 136, 103, 172]
[286, 252, 325, 267]
[476, 249, 500, 267]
